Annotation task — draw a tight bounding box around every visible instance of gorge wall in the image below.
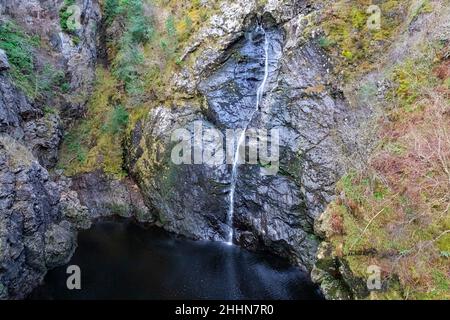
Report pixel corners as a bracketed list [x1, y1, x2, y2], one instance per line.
[1, 0, 448, 300]
[0, 0, 151, 299]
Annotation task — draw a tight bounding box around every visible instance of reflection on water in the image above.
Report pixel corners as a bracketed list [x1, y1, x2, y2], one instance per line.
[30, 219, 323, 300]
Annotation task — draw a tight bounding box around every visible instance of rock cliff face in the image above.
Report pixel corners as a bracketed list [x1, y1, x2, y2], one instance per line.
[0, 117, 90, 299]
[0, 73, 62, 168]
[0, 0, 152, 299]
[0, 164, 86, 299]
[0, 28, 74, 288]
[0, 0, 101, 299]
[0, 55, 88, 298]
[4, 0, 434, 300]
[71, 170, 153, 222]
[126, 0, 355, 270]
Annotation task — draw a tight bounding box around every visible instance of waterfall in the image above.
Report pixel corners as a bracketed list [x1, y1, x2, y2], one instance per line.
[226, 26, 270, 245]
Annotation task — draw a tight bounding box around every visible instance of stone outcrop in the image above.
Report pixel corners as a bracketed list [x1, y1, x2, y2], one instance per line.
[71, 170, 154, 223]
[0, 60, 89, 299]
[0, 134, 89, 299]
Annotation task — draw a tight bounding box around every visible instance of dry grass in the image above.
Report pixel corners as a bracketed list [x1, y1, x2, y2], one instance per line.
[0, 134, 35, 168]
[324, 42, 450, 299]
[58, 67, 128, 178]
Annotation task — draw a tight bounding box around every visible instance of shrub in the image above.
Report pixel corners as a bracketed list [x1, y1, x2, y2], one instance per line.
[104, 105, 129, 134]
[113, 36, 145, 94]
[103, 0, 121, 26]
[165, 15, 177, 37]
[0, 21, 37, 97]
[43, 106, 57, 115]
[58, 68, 128, 178]
[109, 0, 153, 95]
[65, 132, 87, 163]
[0, 21, 67, 100]
[36, 64, 67, 98]
[318, 36, 335, 48]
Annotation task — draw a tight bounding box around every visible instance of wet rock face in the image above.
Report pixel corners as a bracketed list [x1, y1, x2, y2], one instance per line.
[0, 49, 9, 71]
[127, 26, 285, 244]
[128, 106, 231, 241]
[129, 15, 351, 270]
[198, 26, 284, 129]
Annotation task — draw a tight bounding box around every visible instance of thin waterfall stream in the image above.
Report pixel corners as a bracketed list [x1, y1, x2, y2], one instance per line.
[226, 25, 270, 244]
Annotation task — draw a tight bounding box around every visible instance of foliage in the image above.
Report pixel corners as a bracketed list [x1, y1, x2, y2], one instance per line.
[109, 0, 153, 95]
[104, 105, 129, 134]
[58, 68, 128, 178]
[391, 50, 437, 111]
[319, 0, 412, 78]
[0, 21, 67, 100]
[0, 21, 37, 97]
[103, 0, 122, 26]
[323, 42, 450, 299]
[318, 36, 335, 48]
[58, 0, 218, 176]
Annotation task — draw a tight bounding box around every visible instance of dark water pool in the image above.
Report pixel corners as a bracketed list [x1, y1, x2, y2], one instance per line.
[30, 219, 323, 300]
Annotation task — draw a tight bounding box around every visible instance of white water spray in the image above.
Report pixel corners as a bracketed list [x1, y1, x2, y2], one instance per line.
[226, 26, 270, 245]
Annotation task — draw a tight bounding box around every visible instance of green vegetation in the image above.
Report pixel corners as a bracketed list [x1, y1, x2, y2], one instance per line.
[36, 64, 68, 98]
[103, 0, 121, 26]
[58, 0, 155, 177]
[106, 0, 153, 95]
[0, 21, 39, 97]
[0, 21, 67, 100]
[58, 68, 128, 178]
[319, 0, 412, 78]
[104, 105, 129, 134]
[318, 36, 335, 49]
[101, 0, 218, 101]
[43, 105, 58, 115]
[58, 0, 218, 177]
[390, 47, 439, 113]
[140, 0, 217, 100]
[410, 0, 433, 21]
